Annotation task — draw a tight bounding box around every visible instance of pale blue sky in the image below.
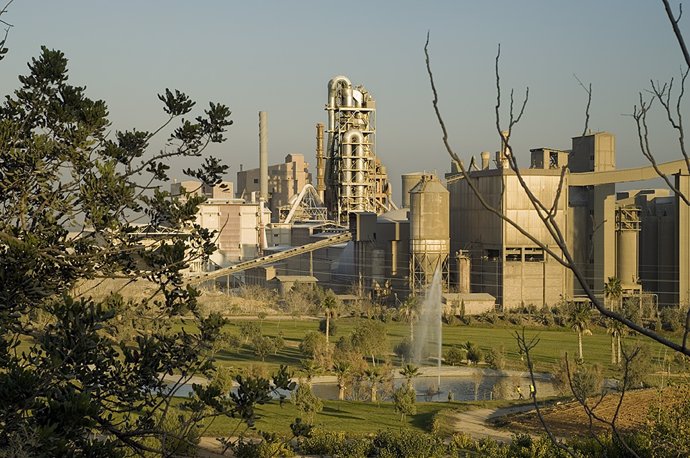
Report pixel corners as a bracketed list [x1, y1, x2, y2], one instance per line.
[1, 1, 687, 201]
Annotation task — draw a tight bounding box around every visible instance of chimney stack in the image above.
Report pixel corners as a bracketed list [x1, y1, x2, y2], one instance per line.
[259, 112, 268, 201]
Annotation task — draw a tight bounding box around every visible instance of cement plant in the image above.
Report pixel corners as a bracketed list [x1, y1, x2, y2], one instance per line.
[182, 74, 690, 315]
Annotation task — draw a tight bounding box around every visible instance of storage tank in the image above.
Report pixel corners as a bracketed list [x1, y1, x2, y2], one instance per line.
[616, 206, 641, 287]
[409, 174, 450, 292]
[401, 172, 424, 208]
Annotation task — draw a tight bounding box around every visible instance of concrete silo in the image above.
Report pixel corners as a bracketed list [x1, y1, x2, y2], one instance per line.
[409, 174, 450, 293]
[401, 172, 424, 208]
[616, 205, 641, 288]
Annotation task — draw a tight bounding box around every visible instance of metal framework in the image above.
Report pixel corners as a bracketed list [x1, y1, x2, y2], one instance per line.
[279, 184, 328, 223]
[325, 75, 393, 224]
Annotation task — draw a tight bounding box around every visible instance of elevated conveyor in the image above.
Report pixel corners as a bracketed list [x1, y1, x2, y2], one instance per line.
[186, 231, 352, 284]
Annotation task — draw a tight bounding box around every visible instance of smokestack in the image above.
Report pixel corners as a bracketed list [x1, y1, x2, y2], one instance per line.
[315, 123, 325, 201]
[481, 151, 491, 170]
[259, 111, 268, 201]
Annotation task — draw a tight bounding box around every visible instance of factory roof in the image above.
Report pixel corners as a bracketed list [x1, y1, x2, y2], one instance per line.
[378, 208, 409, 222]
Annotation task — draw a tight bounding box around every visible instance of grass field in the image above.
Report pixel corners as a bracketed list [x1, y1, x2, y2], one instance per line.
[196, 397, 530, 437]
[206, 316, 676, 377]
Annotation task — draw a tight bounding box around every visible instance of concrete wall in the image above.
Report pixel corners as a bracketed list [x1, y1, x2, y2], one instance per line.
[237, 154, 312, 221]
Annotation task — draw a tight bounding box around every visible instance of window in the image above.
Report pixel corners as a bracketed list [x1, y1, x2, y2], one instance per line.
[485, 249, 500, 262]
[524, 248, 544, 262]
[253, 178, 259, 184]
[505, 247, 521, 262]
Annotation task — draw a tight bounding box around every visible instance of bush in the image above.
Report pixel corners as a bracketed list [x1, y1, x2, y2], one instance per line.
[445, 346, 466, 366]
[466, 344, 483, 366]
[660, 306, 684, 332]
[372, 430, 447, 458]
[292, 384, 323, 423]
[319, 318, 337, 336]
[394, 338, 414, 362]
[485, 346, 506, 370]
[299, 430, 372, 458]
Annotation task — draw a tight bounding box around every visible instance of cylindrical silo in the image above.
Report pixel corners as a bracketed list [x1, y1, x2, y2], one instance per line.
[401, 172, 424, 209]
[616, 206, 641, 287]
[409, 174, 450, 292]
[480, 151, 491, 170]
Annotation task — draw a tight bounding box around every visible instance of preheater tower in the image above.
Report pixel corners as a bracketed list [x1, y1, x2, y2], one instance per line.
[324, 75, 383, 224]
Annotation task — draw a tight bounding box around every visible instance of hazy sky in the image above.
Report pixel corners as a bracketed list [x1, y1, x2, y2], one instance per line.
[2, 1, 688, 201]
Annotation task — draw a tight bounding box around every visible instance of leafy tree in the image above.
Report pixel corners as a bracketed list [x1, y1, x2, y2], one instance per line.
[292, 383, 323, 424]
[239, 321, 261, 344]
[0, 47, 294, 455]
[394, 337, 414, 363]
[393, 384, 417, 421]
[350, 319, 388, 366]
[251, 335, 277, 361]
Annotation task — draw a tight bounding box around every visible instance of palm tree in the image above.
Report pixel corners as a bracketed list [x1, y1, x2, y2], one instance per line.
[364, 367, 382, 402]
[606, 318, 625, 365]
[398, 297, 419, 343]
[566, 301, 593, 362]
[321, 290, 339, 344]
[399, 363, 420, 389]
[300, 360, 321, 387]
[604, 276, 622, 311]
[332, 361, 350, 401]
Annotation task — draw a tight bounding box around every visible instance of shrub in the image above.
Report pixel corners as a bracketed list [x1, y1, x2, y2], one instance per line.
[292, 384, 323, 423]
[392, 385, 417, 421]
[299, 430, 372, 458]
[445, 346, 466, 366]
[466, 344, 483, 366]
[394, 338, 414, 362]
[372, 430, 447, 458]
[319, 317, 337, 336]
[660, 306, 684, 332]
[485, 346, 506, 370]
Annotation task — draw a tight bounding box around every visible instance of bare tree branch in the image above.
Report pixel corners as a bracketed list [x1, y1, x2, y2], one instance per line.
[573, 74, 592, 136]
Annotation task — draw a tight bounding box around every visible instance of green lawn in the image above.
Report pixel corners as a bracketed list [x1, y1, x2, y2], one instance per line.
[207, 316, 676, 377]
[198, 398, 481, 437]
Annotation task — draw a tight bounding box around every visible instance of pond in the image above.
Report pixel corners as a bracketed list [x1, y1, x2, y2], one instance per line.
[167, 373, 556, 402]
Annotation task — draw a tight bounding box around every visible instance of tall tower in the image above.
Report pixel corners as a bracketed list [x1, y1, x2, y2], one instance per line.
[325, 75, 389, 225]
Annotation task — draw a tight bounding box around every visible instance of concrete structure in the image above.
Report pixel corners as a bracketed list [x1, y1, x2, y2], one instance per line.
[324, 75, 394, 224]
[447, 130, 690, 309]
[409, 174, 450, 293]
[236, 153, 312, 222]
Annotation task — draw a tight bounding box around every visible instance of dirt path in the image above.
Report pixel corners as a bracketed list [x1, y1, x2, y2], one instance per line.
[450, 404, 538, 442]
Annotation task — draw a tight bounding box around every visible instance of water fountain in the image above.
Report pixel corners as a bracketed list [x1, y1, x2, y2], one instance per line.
[413, 268, 443, 391]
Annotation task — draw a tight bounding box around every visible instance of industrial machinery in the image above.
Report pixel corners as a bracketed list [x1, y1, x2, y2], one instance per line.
[324, 75, 394, 224]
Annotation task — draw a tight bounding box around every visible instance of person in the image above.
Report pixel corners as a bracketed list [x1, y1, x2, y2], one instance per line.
[516, 385, 523, 399]
[529, 384, 536, 399]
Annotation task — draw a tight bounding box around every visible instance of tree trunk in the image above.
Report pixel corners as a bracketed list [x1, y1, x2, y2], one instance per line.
[371, 384, 377, 402]
[325, 313, 330, 344]
[611, 334, 616, 364]
[338, 382, 345, 401]
[410, 320, 414, 343]
[577, 329, 583, 361]
[617, 334, 622, 365]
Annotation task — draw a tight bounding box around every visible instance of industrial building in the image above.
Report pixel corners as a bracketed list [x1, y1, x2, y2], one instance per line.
[182, 75, 690, 313]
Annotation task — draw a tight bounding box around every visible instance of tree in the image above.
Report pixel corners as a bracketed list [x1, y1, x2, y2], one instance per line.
[321, 289, 339, 344]
[291, 383, 323, 425]
[332, 361, 350, 401]
[565, 302, 592, 362]
[604, 277, 622, 311]
[363, 367, 384, 402]
[393, 384, 417, 422]
[0, 47, 295, 456]
[350, 319, 388, 366]
[399, 363, 420, 388]
[398, 296, 419, 343]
